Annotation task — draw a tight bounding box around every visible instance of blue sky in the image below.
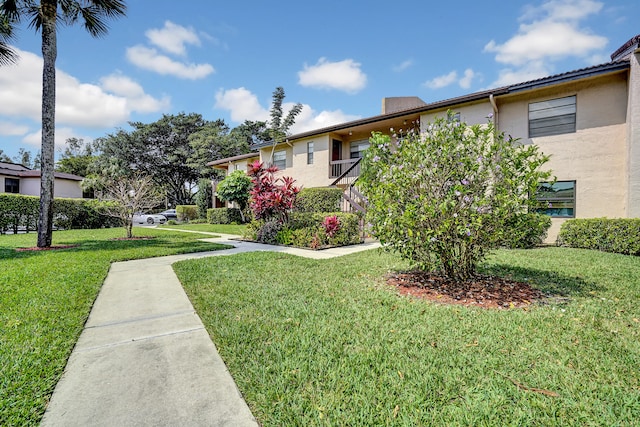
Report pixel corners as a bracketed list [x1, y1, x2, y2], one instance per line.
[0, 0, 638, 161]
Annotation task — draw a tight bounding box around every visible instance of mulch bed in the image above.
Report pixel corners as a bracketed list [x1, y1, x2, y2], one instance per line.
[15, 245, 79, 252]
[386, 271, 545, 309]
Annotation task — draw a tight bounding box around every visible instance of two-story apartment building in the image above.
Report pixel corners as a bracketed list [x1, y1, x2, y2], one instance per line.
[211, 35, 640, 242]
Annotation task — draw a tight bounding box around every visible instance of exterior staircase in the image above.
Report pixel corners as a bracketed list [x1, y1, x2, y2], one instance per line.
[330, 157, 367, 214]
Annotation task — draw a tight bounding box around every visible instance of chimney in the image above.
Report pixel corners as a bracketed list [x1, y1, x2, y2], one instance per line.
[381, 97, 427, 114]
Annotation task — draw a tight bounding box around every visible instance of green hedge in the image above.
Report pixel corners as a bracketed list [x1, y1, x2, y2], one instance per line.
[501, 213, 551, 249]
[176, 205, 199, 221]
[0, 194, 117, 233]
[0, 194, 39, 233]
[246, 212, 362, 248]
[557, 218, 640, 255]
[207, 208, 243, 224]
[295, 187, 343, 213]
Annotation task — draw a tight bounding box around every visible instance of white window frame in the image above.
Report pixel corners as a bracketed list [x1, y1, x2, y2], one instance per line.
[307, 142, 314, 165]
[273, 150, 287, 169]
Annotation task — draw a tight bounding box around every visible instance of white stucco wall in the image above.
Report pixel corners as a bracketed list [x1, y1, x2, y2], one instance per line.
[19, 177, 40, 196]
[18, 177, 83, 198]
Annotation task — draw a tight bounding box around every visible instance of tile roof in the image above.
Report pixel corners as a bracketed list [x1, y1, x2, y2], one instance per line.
[0, 163, 84, 181]
[248, 59, 630, 150]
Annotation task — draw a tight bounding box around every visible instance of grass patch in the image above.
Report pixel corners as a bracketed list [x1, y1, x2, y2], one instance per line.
[0, 228, 230, 426]
[175, 247, 640, 426]
[159, 223, 247, 235]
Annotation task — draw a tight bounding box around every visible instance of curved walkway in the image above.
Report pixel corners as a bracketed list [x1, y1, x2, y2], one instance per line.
[40, 232, 380, 426]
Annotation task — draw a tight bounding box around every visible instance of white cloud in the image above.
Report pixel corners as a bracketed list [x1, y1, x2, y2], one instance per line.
[214, 87, 269, 123]
[126, 45, 214, 80]
[145, 21, 200, 56]
[523, 0, 603, 21]
[290, 105, 360, 134]
[0, 48, 169, 135]
[22, 126, 79, 151]
[214, 87, 360, 134]
[424, 71, 458, 89]
[298, 58, 367, 93]
[100, 73, 171, 113]
[484, 0, 607, 87]
[0, 121, 29, 136]
[424, 69, 477, 89]
[491, 61, 551, 87]
[393, 59, 413, 72]
[484, 0, 607, 66]
[0, 49, 130, 128]
[484, 21, 607, 66]
[459, 69, 476, 89]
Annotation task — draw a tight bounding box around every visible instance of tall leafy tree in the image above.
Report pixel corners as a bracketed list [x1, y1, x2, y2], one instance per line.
[0, 0, 126, 247]
[13, 147, 40, 168]
[267, 86, 303, 162]
[187, 119, 236, 179]
[0, 149, 13, 162]
[94, 113, 209, 206]
[56, 137, 95, 176]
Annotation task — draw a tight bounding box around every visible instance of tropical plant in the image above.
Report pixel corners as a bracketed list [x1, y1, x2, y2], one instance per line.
[247, 160, 299, 224]
[0, 0, 126, 247]
[266, 86, 303, 163]
[359, 113, 552, 281]
[216, 170, 252, 222]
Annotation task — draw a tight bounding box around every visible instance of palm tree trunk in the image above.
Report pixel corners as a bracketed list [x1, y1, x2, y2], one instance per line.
[37, 0, 57, 248]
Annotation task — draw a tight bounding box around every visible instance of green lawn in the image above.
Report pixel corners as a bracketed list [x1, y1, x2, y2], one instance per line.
[159, 223, 247, 236]
[0, 228, 230, 426]
[175, 247, 640, 426]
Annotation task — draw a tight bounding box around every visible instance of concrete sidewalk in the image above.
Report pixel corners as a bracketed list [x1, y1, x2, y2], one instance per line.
[40, 234, 380, 426]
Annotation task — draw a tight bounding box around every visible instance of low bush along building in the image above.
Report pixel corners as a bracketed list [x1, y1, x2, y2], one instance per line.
[209, 34, 640, 244]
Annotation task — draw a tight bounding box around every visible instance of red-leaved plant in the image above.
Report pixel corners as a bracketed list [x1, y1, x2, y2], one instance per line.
[248, 160, 300, 224]
[322, 215, 340, 238]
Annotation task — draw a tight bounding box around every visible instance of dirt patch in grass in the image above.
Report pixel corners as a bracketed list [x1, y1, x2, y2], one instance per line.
[386, 271, 545, 309]
[110, 236, 156, 241]
[15, 245, 79, 252]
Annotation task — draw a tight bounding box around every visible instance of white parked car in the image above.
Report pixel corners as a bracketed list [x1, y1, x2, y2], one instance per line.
[132, 213, 167, 225]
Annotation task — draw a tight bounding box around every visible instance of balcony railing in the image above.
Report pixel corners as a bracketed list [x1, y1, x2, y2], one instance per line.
[329, 158, 360, 179]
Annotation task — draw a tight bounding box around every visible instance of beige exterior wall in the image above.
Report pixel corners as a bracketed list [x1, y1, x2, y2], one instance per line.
[420, 100, 494, 127]
[1, 176, 83, 198]
[498, 73, 629, 242]
[627, 51, 640, 216]
[223, 158, 256, 176]
[19, 177, 40, 196]
[259, 135, 336, 189]
[53, 179, 83, 198]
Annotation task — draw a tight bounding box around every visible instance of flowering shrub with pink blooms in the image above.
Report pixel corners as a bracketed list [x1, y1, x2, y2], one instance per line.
[359, 112, 552, 281]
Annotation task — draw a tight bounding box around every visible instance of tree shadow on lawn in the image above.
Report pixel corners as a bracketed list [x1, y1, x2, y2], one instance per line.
[480, 263, 603, 298]
[1, 236, 228, 260]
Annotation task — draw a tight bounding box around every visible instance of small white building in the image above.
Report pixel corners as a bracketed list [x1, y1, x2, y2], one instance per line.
[0, 162, 84, 198]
